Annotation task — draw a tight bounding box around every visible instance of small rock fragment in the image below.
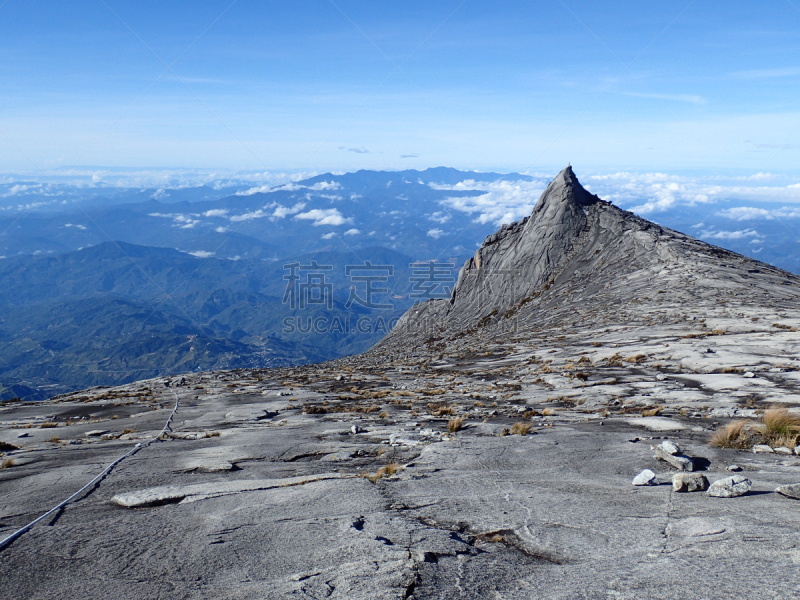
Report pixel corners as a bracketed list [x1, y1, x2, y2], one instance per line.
[657, 440, 681, 455]
[726, 465, 742, 472]
[775, 483, 800, 500]
[707, 475, 751, 498]
[753, 444, 773, 454]
[743, 372, 755, 378]
[654, 447, 695, 471]
[774, 447, 793, 455]
[632, 469, 658, 486]
[351, 425, 364, 434]
[672, 472, 709, 492]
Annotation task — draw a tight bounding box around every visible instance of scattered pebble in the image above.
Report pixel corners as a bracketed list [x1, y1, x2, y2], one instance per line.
[707, 475, 752, 498]
[753, 444, 773, 454]
[632, 469, 658, 486]
[657, 440, 680, 455]
[672, 472, 709, 492]
[726, 465, 742, 472]
[774, 483, 800, 500]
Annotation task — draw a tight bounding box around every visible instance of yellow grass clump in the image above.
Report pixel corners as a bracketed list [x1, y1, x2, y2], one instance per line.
[510, 422, 533, 436]
[448, 417, 464, 433]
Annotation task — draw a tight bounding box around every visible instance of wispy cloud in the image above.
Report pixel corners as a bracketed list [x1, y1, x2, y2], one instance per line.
[733, 67, 800, 79]
[622, 91, 707, 104]
[338, 146, 369, 154]
[427, 228, 445, 239]
[400, 154, 419, 158]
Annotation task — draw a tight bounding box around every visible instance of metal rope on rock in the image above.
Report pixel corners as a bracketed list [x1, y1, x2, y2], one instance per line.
[0, 391, 180, 552]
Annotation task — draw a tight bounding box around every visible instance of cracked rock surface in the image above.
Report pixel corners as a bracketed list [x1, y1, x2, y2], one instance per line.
[3, 167, 800, 598]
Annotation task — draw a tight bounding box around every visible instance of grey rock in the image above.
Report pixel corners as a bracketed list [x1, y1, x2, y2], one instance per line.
[774, 446, 794, 455]
[389, 432, 426, 446]
[753, 444, 774, 454]
[225, 408, 268, 422]
[84, 429, 108, 437]
[672, 472, 709, 492]
[708, 475, 752, 498]
[775, 483, 800, 499]
[743, 371, 755, 378]
[17, 432, 31, 438]
[351, 425, 364, 434]
[657, 440, 681, 455]
[112, 473, 347, 507]
[727, 465, 742, 472]
[632, 469, 658, 486]
[654, 448, 695, 471]
[320, 452, 353, 462]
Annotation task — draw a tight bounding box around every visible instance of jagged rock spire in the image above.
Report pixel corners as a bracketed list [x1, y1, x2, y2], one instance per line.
[446, 166, 602, 315]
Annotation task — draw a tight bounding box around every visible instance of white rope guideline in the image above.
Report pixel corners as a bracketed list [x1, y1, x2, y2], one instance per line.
[0, 390, 180, 552]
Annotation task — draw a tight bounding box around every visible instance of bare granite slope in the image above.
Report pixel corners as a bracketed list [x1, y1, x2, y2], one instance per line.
[2, 168, 800, 599]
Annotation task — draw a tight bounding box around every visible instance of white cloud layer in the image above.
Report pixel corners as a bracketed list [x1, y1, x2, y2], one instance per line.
[586, 172, 800, 214]
[700, 228, 762, 240]
[717, 206, 800, 220]
[431, 179, 545, 226]
[294, 208, 350, 226]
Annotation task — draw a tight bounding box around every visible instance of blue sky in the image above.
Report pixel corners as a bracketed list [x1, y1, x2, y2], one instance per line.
[1, 1, 799, 174]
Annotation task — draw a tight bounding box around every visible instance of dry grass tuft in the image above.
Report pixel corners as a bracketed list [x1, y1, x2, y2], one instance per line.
[428, 404, 455, 417]
[121, 428, 136, 435]
[542, 408, 557, 416]
[448, 417, 464, 433]
[379, 410, 390, 419]
[625, 354, 647, 364]
[756, 409, 800, 448]
[1, 458, 15, 469]
[641, 406, 663, 417]
[710, 410, 800, 450]
[39, 422, 58, 429]
[47, 436, 61, 443]
[362, 462, 403, 483]
[710, 420, 754, 449]
[510, 422, 533, 436]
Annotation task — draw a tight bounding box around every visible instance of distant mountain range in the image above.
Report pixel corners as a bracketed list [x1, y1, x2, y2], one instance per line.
[0, 166, 797, 400]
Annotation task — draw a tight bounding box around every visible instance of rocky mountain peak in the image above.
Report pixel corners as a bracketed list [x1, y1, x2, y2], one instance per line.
[378, 166, 800, 353]
[532, 164, 600, 213]
[444, 166, 609, 316]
